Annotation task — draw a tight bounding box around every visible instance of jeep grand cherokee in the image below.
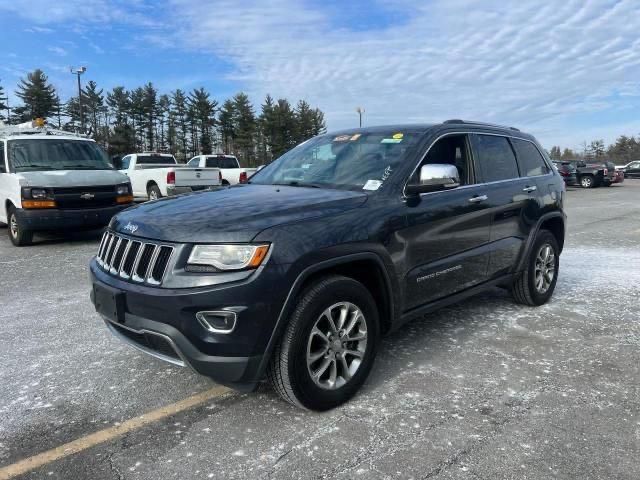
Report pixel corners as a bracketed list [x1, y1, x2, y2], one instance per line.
[90, 120, 566, 410]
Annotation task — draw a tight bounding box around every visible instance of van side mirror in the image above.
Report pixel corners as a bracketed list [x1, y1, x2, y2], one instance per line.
[406, 164, 460, 195]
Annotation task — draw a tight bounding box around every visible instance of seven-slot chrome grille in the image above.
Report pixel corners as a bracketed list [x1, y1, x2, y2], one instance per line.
[96, 231, 174, 285]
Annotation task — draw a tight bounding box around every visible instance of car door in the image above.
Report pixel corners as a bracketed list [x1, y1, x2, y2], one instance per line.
[400, 133, 493, 310]
[627, 161, 640, 177]
[470, 134, 544, 279]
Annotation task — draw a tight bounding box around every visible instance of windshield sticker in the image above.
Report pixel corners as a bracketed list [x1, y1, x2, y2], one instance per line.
[333, 135, 351, 142]
[381, 138, 402, 144]
[381, 166, 393, 181]
[350, 133, 362, 141]
[392, 133, 404, 140]
[363, 179, 383, 191]
[301, 163, 311, 169]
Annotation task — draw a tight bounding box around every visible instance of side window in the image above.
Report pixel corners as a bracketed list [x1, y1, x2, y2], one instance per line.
[472, 134, 519, 183]
[120, 155, 131, 170]
[413, 134, 473, 185]
[511, 138, 550, 177]
[0, 142, 5, 173]
[219, 157, 239, 168]
[205, 157, 219, 168]
[187, 157, 200, 167]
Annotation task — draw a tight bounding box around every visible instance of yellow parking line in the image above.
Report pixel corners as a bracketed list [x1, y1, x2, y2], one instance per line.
[0, 385, 231, 480]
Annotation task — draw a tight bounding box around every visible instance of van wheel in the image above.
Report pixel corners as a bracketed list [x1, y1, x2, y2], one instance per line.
[267, 275, 379, 410]
[8, 206, 34, 246]
[147, 184, 162, 201]
[580, 175, 594, 188]
[512, 230, 559, 306]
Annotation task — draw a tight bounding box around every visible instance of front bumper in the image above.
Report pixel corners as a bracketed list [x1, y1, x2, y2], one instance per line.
[16, 204, 131, 231]
[89, 258, 287, 390]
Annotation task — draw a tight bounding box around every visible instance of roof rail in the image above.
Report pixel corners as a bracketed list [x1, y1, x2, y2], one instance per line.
[443, 119, 520, 132]
[0, 123, 88, 139]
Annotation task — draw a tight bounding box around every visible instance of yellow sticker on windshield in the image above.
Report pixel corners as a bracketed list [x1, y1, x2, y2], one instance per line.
[333, 135, 351, 142]
[392, 133, 404, 139]
[350, 133, 361, 141]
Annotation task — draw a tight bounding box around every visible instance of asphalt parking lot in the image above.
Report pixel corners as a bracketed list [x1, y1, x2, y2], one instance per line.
[1, 181, 639, 480]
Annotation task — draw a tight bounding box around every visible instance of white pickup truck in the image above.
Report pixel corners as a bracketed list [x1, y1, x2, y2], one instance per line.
[186, 154, 257, 185]
[118, 153, 221, 200]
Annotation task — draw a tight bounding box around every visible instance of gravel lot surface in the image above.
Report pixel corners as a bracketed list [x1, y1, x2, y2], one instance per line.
[1, 181, 639, 479]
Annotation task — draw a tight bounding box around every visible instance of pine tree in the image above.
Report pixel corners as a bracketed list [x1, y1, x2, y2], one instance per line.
[219, 99, 236, 154]
[189, 88, 217, 155]
[171, 90, 189, 160]
[232, 92, 256, 165]
[294, 100, 314, 143]
[142, 83, 158, 151]
[106, 87, 130, 126]
[14, 69, 57, 121]
[549, 146, 561, 160]
[0, 81, 7, 122]
[83, 80, 105, 138]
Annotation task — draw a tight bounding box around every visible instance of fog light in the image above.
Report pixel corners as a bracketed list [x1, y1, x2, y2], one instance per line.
[196, 311, 237, 334]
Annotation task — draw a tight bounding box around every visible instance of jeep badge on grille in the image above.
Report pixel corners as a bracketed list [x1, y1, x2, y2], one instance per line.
[123, 222, 139, 234]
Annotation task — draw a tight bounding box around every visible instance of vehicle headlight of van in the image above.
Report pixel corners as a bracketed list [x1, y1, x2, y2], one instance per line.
[116, 183, 131, 195]
[21, 187, 56, 209]
[187, 244, 270, 272]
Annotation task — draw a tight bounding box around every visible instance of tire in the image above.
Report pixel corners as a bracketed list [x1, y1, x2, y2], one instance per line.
[267, 275, 380, 411]
[511, 229, 559, 306]
[7, 206, 34, 247]
[147, 184, 162, 201]
[580, 175, 594, 188]
[221, 180, 230, 186]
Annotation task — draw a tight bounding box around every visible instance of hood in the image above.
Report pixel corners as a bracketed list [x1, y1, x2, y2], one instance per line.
[17, 169, 129, 188]
[111, 184, 368, 243]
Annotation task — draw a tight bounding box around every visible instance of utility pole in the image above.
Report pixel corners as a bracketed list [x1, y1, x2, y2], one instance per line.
[70, 66, 87, 131]
[356, 106, 364, 128]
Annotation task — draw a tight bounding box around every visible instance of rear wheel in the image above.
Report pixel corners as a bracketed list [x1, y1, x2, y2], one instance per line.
[8, 206, 34, 247]
[512, 230, 559, 306]
[267, 275, 379, 410]
[147, 184, 162, 201]
[580, 175, 594, 188]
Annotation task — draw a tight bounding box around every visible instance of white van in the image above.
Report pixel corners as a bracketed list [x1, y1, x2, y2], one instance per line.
[0, 121, 133, 246]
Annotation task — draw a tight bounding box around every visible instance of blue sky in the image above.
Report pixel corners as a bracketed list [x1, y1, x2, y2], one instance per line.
[1, 0, 640, 151]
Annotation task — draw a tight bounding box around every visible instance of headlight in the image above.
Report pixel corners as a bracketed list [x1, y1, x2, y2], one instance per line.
[116, 183, 131, 195]
[31, 188, 49, 199]
[187, 244, 270, 271]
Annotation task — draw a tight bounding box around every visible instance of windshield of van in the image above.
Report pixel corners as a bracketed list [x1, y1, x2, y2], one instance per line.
[8, 139, 114, 172]
[249, 130, 421, 190]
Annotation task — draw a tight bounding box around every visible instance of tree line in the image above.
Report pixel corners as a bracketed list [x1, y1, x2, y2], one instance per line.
[549, 137, 640, 164]
[0, 69, 327, 166]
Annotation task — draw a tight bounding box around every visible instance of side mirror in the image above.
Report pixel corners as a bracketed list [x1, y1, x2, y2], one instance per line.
[406, 164, 460, 195]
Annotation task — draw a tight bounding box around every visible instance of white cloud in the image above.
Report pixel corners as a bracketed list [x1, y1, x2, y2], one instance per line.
[47, 46, 68, 57]
[164, 0, 640, 147]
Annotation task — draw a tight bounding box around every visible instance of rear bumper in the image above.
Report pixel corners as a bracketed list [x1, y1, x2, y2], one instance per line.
[166, 185, 217, 196]
[16, 204, 131, 231]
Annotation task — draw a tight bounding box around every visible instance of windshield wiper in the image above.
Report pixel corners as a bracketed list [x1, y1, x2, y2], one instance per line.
[16, 165, 61, 170]
[272, 181, 322, 188]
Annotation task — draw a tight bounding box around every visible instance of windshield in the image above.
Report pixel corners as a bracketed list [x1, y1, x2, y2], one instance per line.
[8, 139, 113, 172]
[250, 130, 422, 190]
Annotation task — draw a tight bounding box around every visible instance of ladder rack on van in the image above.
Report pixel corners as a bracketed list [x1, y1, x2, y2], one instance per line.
[0, 122, 89, 139]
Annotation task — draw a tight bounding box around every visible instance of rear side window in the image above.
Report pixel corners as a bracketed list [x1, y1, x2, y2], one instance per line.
[511, 138, 550, 177]
[219, 157, 239, 168]
[137, 155, 176, 165]
[187, 157, 200, 167]
[205, 157, 219, 168]
[472, 134, 519, 182]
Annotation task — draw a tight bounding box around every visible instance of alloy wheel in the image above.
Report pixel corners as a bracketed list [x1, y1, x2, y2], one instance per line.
[9, 214, 18, 239]
[306, 302, 368, 390]
[534, 243, 556, 294]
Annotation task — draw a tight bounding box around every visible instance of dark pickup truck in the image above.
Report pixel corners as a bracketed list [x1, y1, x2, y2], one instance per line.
[90, 120, 566, 410]
[571, 160, 615, 188]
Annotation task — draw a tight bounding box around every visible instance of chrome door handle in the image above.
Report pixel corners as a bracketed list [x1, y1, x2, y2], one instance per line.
[468, 195, 488, 203]
[523, 186, 537, 193]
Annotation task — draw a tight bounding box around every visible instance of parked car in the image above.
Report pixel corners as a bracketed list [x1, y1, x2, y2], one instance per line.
[90, 120, 566, 410]
[570, 160, 614, 188]
[186, 154, 257, 185]
[118, 153, 221, 200]
[552, 161, 578, 186]
[0, 120, 133, 246]
[618, 161, 640, 178]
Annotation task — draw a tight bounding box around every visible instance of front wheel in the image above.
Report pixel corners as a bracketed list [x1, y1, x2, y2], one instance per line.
[580, 175, 594, 188]
[8, 206, 34, 246]
[512, 230, 559, 306]
[267, 275, 379, 410]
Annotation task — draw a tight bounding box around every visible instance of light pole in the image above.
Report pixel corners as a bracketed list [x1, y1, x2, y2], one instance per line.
[70, 66, 87, 131]
[356, 106, 364, 128]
